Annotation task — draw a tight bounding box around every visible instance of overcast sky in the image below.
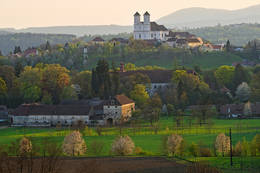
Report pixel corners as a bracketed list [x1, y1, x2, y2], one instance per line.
[1, 0, 260, 28]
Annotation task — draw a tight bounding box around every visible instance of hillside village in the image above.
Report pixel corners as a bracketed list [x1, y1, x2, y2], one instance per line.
[1, 3, 260, 172]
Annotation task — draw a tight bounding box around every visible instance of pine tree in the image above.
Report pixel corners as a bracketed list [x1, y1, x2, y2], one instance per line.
[45, 41, 51, 51]
[225, 40, 231, 52]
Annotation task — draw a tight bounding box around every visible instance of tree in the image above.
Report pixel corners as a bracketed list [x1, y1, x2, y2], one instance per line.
[45, 41, 51, 51]
[23, 85, 41, 103]
[111, 62, 120, 96]
[19, 137, 32, 155]
[0, 77, 7, 96]
[243, 101, 252, 116]
[130, 84, 149, 107]
[215, 65, 235, 88]
[225, 40, 231, 52]
[60, 86, 78, 101]
[111, 136, 135, 156]
[215, 133, 230, 156]
[167, 134, 183, 156]
[62, 131, 87, 156]
[41, 92, 53, 105]
[13, 46, 22, 54]
[41, 64, 70, 104]
[233, 64, 250, 91]
[236, 82, 251, 102]
[94, 59, 111, 99]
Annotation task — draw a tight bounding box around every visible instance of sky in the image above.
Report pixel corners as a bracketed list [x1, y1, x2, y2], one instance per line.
[1, 0, 260, 29]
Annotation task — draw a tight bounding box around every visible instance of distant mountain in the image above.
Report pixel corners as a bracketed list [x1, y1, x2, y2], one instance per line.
[157, 4, 260, 28]
[7, 25, 132, 37]
[186, 23, 260, 46]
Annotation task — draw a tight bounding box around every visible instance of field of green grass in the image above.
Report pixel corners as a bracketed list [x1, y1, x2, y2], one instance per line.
[0, 117, 259, 172]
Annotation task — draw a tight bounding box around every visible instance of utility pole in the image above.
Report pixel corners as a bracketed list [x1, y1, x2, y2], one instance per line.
[230, 128, 233, 166]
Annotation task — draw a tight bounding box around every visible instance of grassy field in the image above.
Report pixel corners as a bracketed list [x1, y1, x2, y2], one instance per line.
[0, 117, 259, 172]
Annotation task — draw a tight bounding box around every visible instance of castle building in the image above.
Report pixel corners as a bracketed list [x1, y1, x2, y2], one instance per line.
[133, 11, 169, 41]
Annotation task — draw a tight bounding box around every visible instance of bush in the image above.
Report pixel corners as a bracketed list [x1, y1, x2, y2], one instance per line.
[89, 140, 105, 155]
[199, 148, 212, 157]
[62, 131, 87, 156]
[188, 142, 200, 157]
[233, 141, 242, 156]
[134, 147, 143, 155]
[167, 134, 183, 156]
[186, 162, 222, 173]
[111, 136, 135, 156]
[82, 126, 94, 136]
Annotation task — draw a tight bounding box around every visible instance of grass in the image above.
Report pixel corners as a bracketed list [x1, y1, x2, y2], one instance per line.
[0, 116, 259, 172]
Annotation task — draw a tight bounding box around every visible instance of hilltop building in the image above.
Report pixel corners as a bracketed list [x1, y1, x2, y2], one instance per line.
[134, 12, 169, 41]
[133, 12, 204, 48]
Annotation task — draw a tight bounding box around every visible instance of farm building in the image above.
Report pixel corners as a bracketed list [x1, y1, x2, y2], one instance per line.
[9, 95, 135, 127]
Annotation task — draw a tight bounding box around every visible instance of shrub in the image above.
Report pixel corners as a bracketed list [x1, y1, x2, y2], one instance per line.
[251, 134, 260, 155]
[233, 141, 242, 156]
[215, 133, 230, 156]
[188, 142, 199, 157]
[167, 134, 183, 156]
[241, 137, 250, 156]
[83, 126, 94, 136]
[89, 140, 105, 155]
[186, 162, 222, 173]
[199, 148, 212, 157]
[134, 147, 143, 155]
[62, 131, 87, 156]
[19, 137, 32, 155]
[111, 136, 135, 156]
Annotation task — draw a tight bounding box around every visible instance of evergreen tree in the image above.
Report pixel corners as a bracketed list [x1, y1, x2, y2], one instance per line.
[111, 61, 120, 96]
[225, 40, 231, 52]
[13, 46, 22, 54]
[91, 68, 98, 96]
[252, 40, 258, 58]
[45, 41, 51, 51]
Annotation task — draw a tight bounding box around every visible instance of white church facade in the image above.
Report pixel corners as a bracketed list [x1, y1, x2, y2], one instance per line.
[133, 11, 169, 41]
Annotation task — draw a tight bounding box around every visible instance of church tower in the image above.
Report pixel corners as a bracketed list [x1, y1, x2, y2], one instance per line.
[134, 12, 140, 25]
[143, 11, 151, 39]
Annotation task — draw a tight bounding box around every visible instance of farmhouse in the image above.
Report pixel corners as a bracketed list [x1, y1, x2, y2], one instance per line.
[220, 102, 260, 117]
[9, 95, 135, 127]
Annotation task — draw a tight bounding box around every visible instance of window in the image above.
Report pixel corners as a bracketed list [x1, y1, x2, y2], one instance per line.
[151, 34, 153, 38]
[139, 34, 141, 39]
[115, 106, 117, 108]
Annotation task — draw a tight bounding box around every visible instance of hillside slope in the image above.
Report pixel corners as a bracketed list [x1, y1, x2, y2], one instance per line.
[157, 4, 260, 28]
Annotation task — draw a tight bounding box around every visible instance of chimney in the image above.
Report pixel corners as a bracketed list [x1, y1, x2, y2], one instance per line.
[120, 62, 125, 72]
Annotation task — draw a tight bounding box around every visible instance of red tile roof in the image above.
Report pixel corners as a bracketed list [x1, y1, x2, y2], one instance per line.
[115, 95, 134, 105]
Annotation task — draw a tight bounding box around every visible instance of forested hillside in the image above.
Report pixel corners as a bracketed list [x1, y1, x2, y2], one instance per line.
[0, 33, 76, 55]
[187, 23, 260, 46]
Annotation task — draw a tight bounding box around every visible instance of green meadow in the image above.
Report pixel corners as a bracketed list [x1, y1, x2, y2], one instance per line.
[0, 117, 259, 172]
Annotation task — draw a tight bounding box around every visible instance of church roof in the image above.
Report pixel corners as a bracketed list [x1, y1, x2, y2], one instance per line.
[134, 12, 140, 16]
[150, 22, 168, 31]
[144, 11, 150, 16]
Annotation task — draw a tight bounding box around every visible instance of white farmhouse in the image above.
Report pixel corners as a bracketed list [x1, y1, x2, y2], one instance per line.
[134, 11, 169, 41]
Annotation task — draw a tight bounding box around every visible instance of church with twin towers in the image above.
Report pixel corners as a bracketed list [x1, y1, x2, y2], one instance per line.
[133, 11, 169, 41]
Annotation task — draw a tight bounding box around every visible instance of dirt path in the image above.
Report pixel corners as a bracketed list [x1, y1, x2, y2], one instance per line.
[60, 157, 187, 173]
